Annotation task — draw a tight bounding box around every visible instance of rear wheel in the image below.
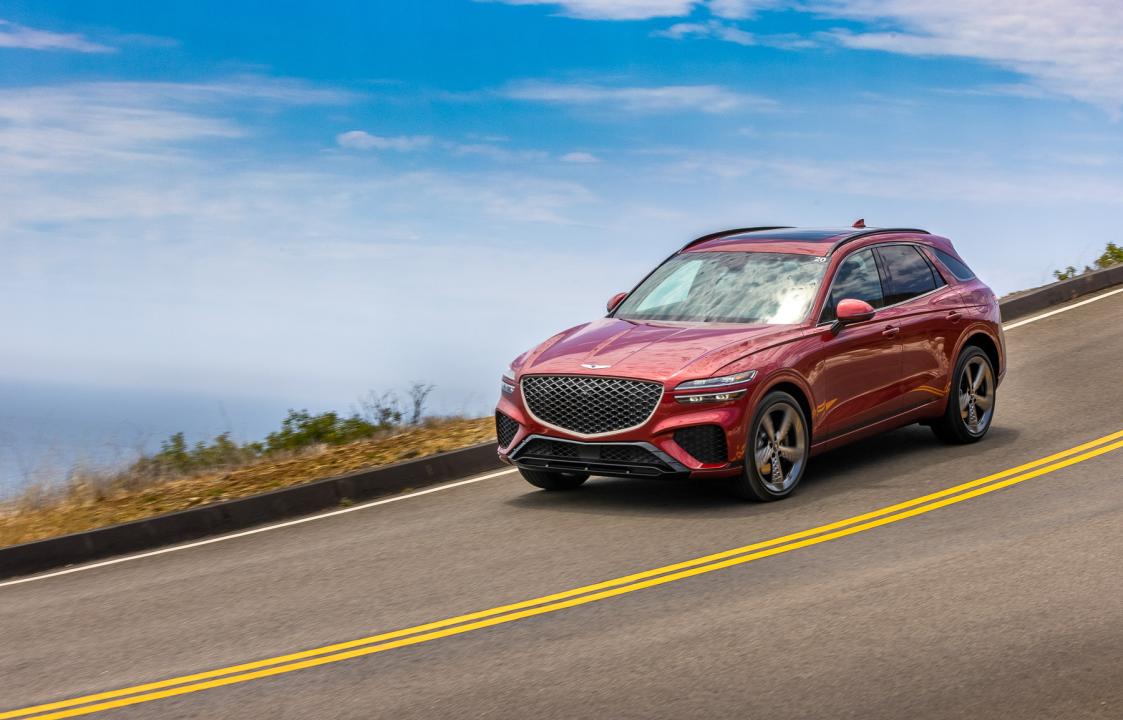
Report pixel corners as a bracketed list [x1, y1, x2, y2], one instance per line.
[733, 391, 809, 501]
[519, 468, 589, 491]
[931, 346, 996, 444]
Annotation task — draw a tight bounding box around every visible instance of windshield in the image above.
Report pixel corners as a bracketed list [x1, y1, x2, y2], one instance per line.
[614, 251, 826, 325]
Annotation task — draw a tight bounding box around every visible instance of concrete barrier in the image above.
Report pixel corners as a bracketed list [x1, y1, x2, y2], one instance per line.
[999, 264, 1123, 322]
[0, 441, 502, 580]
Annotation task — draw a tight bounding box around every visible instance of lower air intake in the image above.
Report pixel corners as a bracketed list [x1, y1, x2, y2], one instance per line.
[673, 425, 728, 464]
[495, 411, 520, 448]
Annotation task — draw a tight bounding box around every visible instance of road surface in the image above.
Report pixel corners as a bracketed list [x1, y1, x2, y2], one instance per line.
[2, 289, 1121, 719]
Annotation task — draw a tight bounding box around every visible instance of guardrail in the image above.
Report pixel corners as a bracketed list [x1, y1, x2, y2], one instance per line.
[2, 265, 1120, 580]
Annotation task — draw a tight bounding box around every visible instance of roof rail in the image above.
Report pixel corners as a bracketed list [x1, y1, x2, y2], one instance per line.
[828, 227, 929, 255]
[680, 226, 793, 252]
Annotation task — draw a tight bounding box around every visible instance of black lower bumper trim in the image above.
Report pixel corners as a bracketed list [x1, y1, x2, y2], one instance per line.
[510, 435, 689, 479]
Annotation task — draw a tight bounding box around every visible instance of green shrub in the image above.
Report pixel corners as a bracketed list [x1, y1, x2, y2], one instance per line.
[1053, 265, 1080, 281]
[1095, 241, 1123, 270]
[144, 431, 258, 476]
[122, 384, 434, 483]
[1054, 241, 1123, 281]
[263, 409, 381, 453]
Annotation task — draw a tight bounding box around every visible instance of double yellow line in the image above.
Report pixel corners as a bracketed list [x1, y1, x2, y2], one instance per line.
[7, 428, 1123, 720]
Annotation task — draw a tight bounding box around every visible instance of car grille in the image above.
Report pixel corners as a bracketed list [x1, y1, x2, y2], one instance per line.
[673, 425, 728, 464]
[520, 375, 663, 436]
[495, 411, 520, 448]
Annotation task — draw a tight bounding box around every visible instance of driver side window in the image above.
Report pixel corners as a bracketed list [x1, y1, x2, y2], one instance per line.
[821, 249, 884, 322]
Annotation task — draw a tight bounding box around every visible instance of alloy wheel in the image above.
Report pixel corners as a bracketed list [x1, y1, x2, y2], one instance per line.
[959, 356, 995, 435]
[753, 401, 807, 493]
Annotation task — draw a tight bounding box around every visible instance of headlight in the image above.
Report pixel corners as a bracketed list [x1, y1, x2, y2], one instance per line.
[673, 370, 755, 404]
[501, 366, 516, 395]
[674, 370, 756, 391]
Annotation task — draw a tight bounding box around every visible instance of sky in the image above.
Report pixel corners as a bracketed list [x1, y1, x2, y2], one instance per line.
[1, 0, 1122, 479]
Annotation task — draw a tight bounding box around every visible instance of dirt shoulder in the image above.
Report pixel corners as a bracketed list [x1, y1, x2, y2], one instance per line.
[0, 417, 495, 548]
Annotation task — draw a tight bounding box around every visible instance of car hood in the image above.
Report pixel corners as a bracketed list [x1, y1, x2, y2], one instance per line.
[520, 317, 802, 384]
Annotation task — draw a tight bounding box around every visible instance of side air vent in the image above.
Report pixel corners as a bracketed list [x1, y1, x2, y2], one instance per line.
[673, 425, 728, 464]
[495, 411, 520, 448]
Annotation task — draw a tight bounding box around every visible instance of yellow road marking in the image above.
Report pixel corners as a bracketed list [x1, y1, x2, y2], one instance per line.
[6, 429, 1123, 720]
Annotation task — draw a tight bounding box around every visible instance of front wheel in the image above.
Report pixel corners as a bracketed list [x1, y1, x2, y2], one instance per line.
[732, 391, 810, 501]
[519, 468, 589, 491]
[931, 347, 996, 444]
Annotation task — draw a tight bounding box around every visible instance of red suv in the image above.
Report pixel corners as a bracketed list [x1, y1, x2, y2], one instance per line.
[495, 225, 1004, 501]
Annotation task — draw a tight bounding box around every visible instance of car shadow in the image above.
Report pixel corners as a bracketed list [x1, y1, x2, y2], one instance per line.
[504, 423, 1022, 519]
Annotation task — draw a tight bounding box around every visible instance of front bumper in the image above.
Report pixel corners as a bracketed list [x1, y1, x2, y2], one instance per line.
[496, 384, 750, 480]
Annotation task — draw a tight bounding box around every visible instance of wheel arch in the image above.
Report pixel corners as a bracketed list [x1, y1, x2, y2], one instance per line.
[960, 329, 1001, 377]
[759, 378, 814, 439]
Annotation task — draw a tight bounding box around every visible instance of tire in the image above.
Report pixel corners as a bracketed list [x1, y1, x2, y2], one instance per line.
[931, 346, 996, 444]
[733, 390, 810, 501]
[519, 468, 590, 491]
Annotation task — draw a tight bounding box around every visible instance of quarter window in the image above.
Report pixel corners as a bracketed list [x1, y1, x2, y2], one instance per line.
[877, 245, 939, 305]
[822, 249, 884, 322]
[933, 248, 976, 281]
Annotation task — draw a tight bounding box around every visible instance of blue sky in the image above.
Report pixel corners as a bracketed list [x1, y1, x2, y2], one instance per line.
[1, 0, 1122, 463]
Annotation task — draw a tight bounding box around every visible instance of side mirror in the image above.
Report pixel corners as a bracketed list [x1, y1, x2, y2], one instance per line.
[607, 292, 627, 313]
[832, 298, 875, 334]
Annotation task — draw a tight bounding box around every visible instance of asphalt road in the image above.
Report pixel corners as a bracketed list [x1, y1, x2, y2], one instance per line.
[2, 290, 1122, 719]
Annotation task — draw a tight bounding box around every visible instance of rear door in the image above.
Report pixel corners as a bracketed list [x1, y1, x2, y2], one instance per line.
[873, 244, 957, 415]
[812, 248, 903, 439]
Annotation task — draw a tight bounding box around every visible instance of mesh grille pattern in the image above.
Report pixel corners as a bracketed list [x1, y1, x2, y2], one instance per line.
[521, 438, 580, 458]
[599, 445, 657, 463]
[673, 425, 728, 464]
[521, 375, 662, 435]
[495, 411, 519, 448]
[519, 439, 661, 466]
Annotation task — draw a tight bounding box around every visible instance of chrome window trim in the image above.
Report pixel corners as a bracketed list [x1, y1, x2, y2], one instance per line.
[815, 241, 946, 326]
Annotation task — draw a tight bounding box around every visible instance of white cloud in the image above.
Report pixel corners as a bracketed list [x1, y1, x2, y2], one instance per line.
[485, 0, 773, 19]
[336, 131, 433, 151]
[0, 78, 614, 414]
[0, 18, 113, 53]
[448, 142, 550, 162]
[493, 0, 1123, 113]
[560, 151, 600, 163]
[654, 20, 755, 45]
[484, 0, 697, 20]
[815, 0, 1123, 113]
[707, 0, 773, 19]
[0, 78, 350, 172]
[503, 80, 774, 113]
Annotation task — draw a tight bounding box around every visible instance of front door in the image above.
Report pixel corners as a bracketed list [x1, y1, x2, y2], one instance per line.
[810, 247, 903, 439]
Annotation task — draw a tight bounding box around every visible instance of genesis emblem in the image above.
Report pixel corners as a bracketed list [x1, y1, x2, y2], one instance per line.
[581, 363, 612, 369]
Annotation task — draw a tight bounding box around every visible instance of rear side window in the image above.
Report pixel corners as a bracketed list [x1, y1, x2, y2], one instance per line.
[822, 248, 884, 322]
[933, 248, 976, 281]
[877, 245, 940, 305]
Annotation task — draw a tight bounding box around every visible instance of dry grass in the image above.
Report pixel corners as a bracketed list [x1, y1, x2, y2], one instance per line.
[0, 416, 495, 548]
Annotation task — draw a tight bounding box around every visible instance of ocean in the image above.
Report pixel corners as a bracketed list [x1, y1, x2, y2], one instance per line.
[0, 379, 292, 499]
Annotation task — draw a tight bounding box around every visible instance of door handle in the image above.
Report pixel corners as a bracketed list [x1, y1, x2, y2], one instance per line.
[882, 325, 901, 338]
[947, 311, 963, 322]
